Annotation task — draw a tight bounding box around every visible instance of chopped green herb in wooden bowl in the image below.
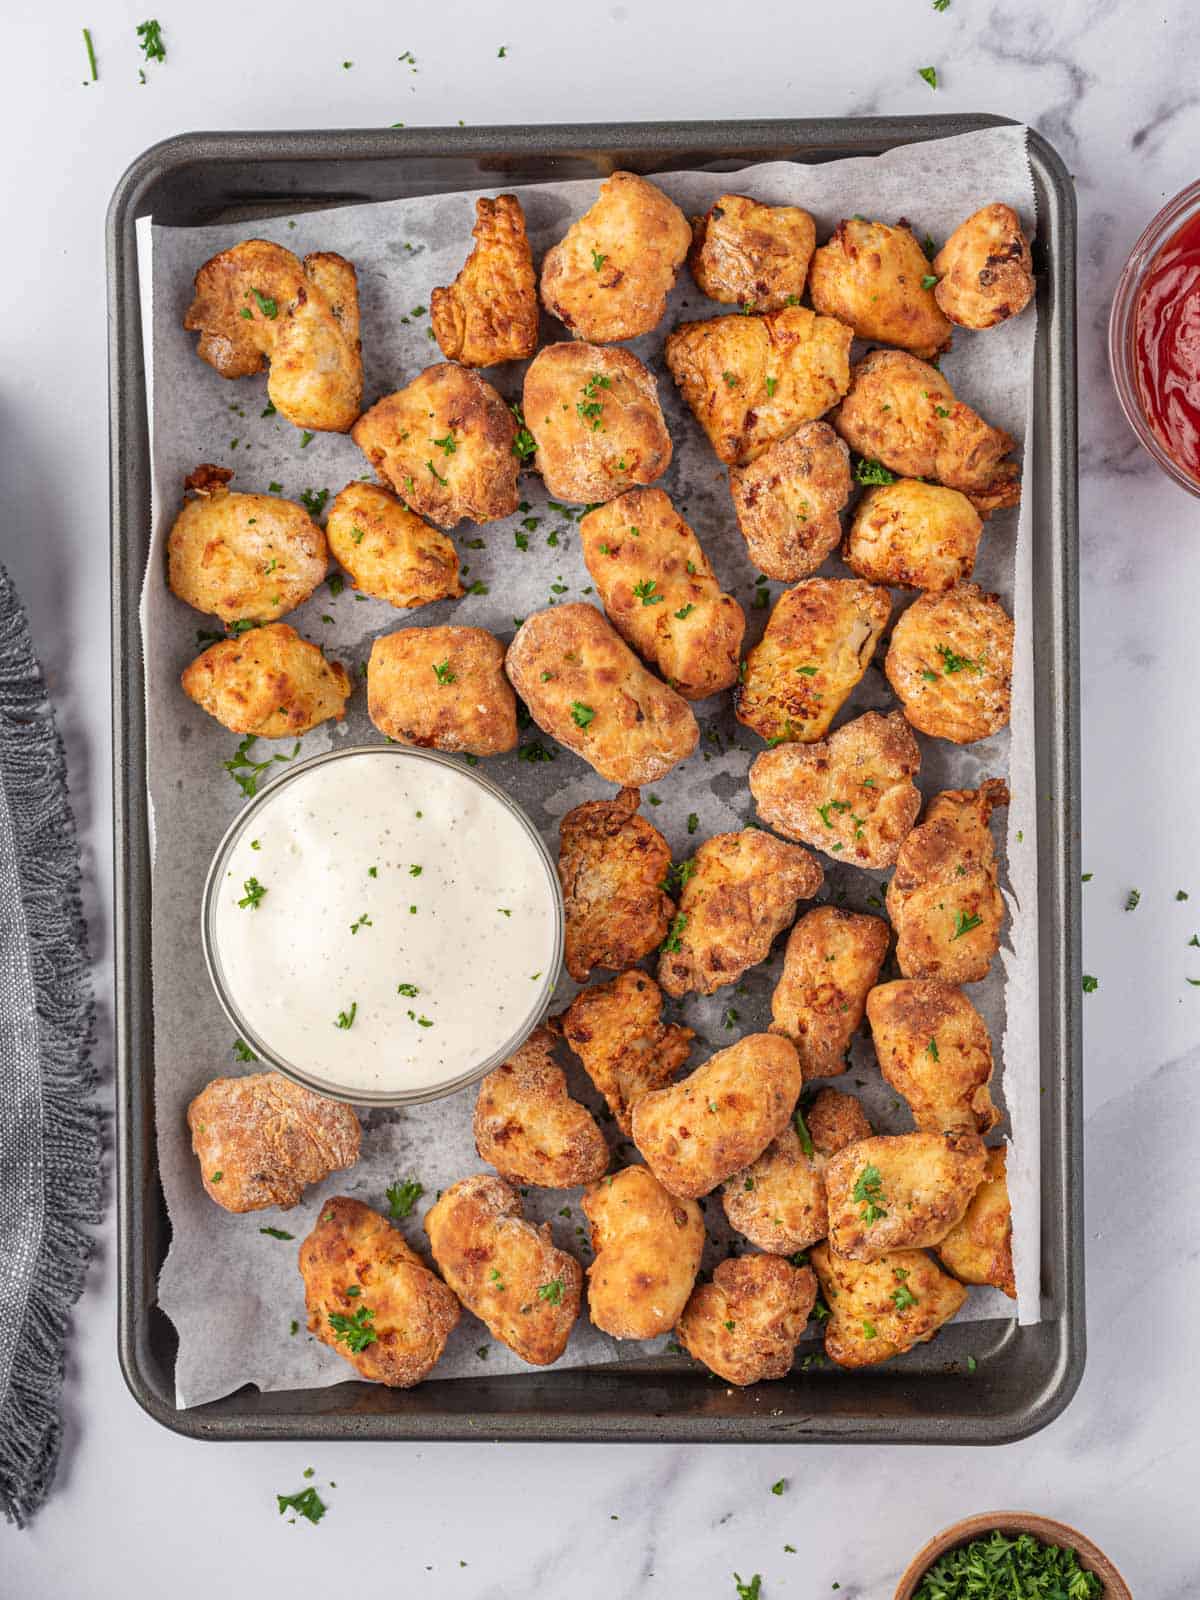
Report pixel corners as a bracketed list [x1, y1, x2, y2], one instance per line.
[893, 1513, 1131, 1600]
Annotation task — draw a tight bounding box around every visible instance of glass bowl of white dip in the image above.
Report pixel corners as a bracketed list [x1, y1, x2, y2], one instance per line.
[201, 745, 564, 1107]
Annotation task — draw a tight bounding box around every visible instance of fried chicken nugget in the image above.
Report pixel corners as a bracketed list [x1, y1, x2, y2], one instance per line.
[299, 1197, 459, 1387]
[665, 304, 853, 466]
[167, 465, 328, 625]
[184, 240, 362, 432]
[811, 1241, 967, 1369]
[933, 204, 1034, 331]
[186, 1071, 360, 1213]
[676, 1253, 817, 1385]
[769, 908, 890, 1077]
[867, 980, 1000, 1135]
[367, 624, 517, 755]
[885, 583, 1014, 745]
[582, 1165, 704, 1339]
[749, 710, 921, 869]
[657, 829, 823, 999]
[539, 171, 691, 342]
[808, 218, 953, 359]
[505, 604, 698, 785]
[631, 1033, 801, 1199]
[936, 1144, 1015, 1297]
[473, 1027, 609, 1187]
[561, 971, 694, 1135]
[325, 482, 461, 609]
[824, 1130, 988, 1262]
[430, 194, 538, 366]
[425, 1174, 582, 1365]
[834, 350, 1020, 517]
[805, 1086, 874, 1157]
[734, 577, 892, 747]
[845, 480, 984, 592]
[728, 421, 851, 582]
[688, 193, 817, 311]
[887, 781, 1009, 984]
[558, 788, 674, 983]
[351, 364, 519, 527]
[523, 342, 673, 504]
[580, 489, 745, 699]
[181, 623, 351, 737]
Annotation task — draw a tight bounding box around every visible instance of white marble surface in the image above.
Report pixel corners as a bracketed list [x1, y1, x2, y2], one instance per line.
[2, 0, 1197, 1593]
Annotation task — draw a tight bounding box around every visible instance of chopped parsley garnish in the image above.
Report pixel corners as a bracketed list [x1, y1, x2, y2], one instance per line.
[796, 664, 819, 676]
[590, 247, 607, 271]
[770, 1479, 785, 1496]
[328, 571, 344, 597]
[1082, 974, 1098, 993]
[251, 287, 278, 319]
[922, 233, 938, 260]
[926, 1037, 940, 1061]
[722, 1007, 739, 1030]
[426, 459, 449, 486]
[299, 431, 315, 449]
[660, 912, 688, 954]
[570, 701, 596, 729]
[855, 457, 897, 486]
[277, 1486, 326, 1524]
[921, 273, 938, 290]
[136, 18, 166, 62]
[764, 376, 778, 398]
[397, 982, 419, 997]
[260, 1226, 294, 1240]
[918, 65, 939, 89]
[233, 1038, 258, 1062]
[674, 603, 696, 620]
[387, 1177, 424, 1219]
[238, 877, 267, 910]
[222, 732, 300, 796]
[537, 1278, 565, 1305]
[722, 370, 738, 389]
[733, 1575, 761, 1600]
[1178, 889, 1190, 901]
[349, 912, 373, 934]
[432, 659, 456, 685]
[950, 909, 984, 940]
[464, 579, 489, 595]
[687, 812, 699, 835]
[816, 798, 851, 829]
[1125, 888, 1141, 911]
[891, 1268, 918, 1311]
[862, 1319, 878, 1339]
[932, 0, 951, 9]
[852, 1163, 887, 1225]
[793, 1104, 815, 1160]
[663, 858, 697, 893]
[432, 430, 457, 455]
[518, 740, 557, 763]
[328, 1305, 377, 1352]
[510, 402, 537, 462]
[334, 1003, 357, 1030]
[633, 578, 664, 606]
[913, 1529, 1102, 1600]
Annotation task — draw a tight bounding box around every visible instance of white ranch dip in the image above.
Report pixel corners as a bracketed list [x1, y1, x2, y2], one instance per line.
[207, 749, 561, 1100]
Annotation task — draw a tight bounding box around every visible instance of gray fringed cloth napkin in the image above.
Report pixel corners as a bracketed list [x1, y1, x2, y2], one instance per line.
[0, 564, 100, 1526]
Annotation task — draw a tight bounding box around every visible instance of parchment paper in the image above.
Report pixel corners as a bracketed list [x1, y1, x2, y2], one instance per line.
[140, 125, 1041, 1408]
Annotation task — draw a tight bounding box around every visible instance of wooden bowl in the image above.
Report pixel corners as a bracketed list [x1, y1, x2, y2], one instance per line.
[894, 1511, 1133, 1599]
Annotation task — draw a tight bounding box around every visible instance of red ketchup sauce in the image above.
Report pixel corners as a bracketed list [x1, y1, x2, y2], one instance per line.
[1134, 208, 1200, 484]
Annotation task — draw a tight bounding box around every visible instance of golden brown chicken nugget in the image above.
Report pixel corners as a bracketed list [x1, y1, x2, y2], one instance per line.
[808, 218, 953, 359]
[665, 304, 853, 467]
[425, 1174, 582, 1365]
[886, 583, 1014, 745]
[473, 1027, 609, 1188]
[352, 364, 520, 528]
[677, 1253, 817, 1385]
[728, 421, 851, 582]
[811, 1241, 967, 1368]
[688, 193, 816, 311]
[804, 1086, 873, 1158]
[933, 204, 1034, 330]
[580, 489, 745, 699]
[631, 1033, 801, 1199]
[867, 980, 1000, 1135]
[430, 194, 539, 366]
[558, 787, 675, 983]
[367, 624, 517, 755]
[561, 971, 694, 1135]
[523, 342, 673, 505]
[824, 1130, 988, 1262]
[325, 482, 461, 609]
[505, 604, 698, 785]
[181, 623, 351, 738]
[769, 908, 890, 1077]
[657, 829, 823, 999]
[887, 781, 1009, 984]
[735, 577, 892, 747]
[299, 1197, 459, 1387]
[539, 171, 691, 342]
[582, 1165, 704, 1339]
[936, 1144, 1015, 1297]
[845, 479, 983, 592]
[722, 1124, 826, 1255]
[749, 709, 921, 869]
[186, 1071, 360, 1213]
[184, 240, 362, 433]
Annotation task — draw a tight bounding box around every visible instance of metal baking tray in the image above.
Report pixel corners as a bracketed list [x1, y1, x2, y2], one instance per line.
[108, 115, 1081, 1444]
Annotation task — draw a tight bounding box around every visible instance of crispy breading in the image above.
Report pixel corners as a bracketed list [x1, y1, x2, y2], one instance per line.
[728, 421, 851, 582]
[933, 204, 1034, 331]
[561, 971, 694, 1135]
[885, 583, 1014, 744]
[167, 465, 328, 624]
[367, 624, 517, 755]
[186, 1071, 360, 1213]
[676, 1253, 817, 1385]
[936, 1144, 1015, 1297]
[688, 193, 817, 311]
[582, 1165, 704, 1339]
[558, 787, 675, 983]
[183, 240, 362, 432]
[749, 709, 921, 869]
[823, 1130, 988, 1262]
[580, 489, 745, 699]
[735, 577, 891, 746]
[298, 1197, 459, 1387]
[630, 1033, 802, 1199]
[505, 603, 699, 785]
[351, 364, 519, 527]
[430, 194, 539, 366]
[844, 479, 983, 592]
[722, 1125, 826, 1255]
[665, 304, 853, 466]
[769, 908, 890, 1077]
[805, 1087, 873, 1158]
[808, 218, 953, 359]
[539, 171, 691, 342]
[523, 342, 673, 504]
[887, 781, 1009, 983]
[867, 980, 1000, 1135]
[473, 1027, 609, 1187]
[181, 623, 351, 738]
[424, 1174, 582, 1365]
[325, 481, 462, 609]
[811, 1241, 967, 1368]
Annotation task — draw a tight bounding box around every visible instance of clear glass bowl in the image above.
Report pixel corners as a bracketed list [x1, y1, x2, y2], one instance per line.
[1108, 176, 1200, 497]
